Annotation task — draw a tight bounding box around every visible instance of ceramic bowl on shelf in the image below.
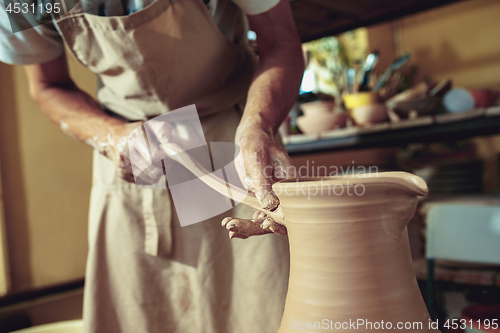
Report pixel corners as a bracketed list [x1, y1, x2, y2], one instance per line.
[297, 101, 347, 134]
[350, 103, 388, 126]
[387, 96, 441, 118]
[296, 112, 347, 134]
[299, 101, 335, 116]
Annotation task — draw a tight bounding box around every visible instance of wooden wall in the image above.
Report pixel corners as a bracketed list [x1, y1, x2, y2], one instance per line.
[368, 0, 500, 89]
[0, 54, 95, 293]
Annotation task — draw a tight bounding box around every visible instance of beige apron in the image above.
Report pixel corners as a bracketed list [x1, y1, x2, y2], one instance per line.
[54, 0, 290, 332]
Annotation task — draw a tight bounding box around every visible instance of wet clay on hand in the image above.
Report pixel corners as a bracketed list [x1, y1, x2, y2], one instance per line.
[272, 172, 440, 333]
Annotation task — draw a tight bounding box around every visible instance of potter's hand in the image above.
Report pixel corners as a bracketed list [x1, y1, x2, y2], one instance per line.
[222, 127, 295, 238]
[98, 121, 145, 183]
[222, 211, 287, 239]
[104, 121, 174, 185]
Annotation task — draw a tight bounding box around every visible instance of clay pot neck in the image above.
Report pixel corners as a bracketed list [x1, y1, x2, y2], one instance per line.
[273, 172, 428, 239]
[273, 171, 428, 199]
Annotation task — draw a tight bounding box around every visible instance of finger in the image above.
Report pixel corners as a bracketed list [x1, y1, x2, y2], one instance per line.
[245, 154, 278, 210]
[147, 121, 176, 162]
[253, 177, 280, 211]
[147, 119, 174, 143]
[261, 217, 287, 236]
[114, 148, 135, 183]
[222, 217, 271, 236]
[222, 216, 287, 237]
[221, 216, 232, 228]
[129, 145, 163, 184]
[116, 156, 136, 183]
[229, 231, 249, 239]
[242, 149, 279, 211]
[119, 168, 136, 183]
[127, 130, 155, 178]
[252, 211, 267, 225]
[127, 124, 151, 160]
[127, 128, 164, 183]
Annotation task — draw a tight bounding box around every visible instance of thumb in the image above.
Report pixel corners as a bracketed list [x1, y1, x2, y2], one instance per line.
[253, 177, 280, 211]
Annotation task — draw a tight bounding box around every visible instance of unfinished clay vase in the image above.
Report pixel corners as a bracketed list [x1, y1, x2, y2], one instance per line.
[272, 172, 439, 333]
[160, 145, 439, 332]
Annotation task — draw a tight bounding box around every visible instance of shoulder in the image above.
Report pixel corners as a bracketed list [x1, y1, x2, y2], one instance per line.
[0, 0, 64, 65]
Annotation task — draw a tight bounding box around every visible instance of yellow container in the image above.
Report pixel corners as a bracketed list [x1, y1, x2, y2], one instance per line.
[343, 92, 379, 110]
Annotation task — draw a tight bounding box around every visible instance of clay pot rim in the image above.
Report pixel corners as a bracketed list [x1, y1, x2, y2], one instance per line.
[273, 171, 428, 196]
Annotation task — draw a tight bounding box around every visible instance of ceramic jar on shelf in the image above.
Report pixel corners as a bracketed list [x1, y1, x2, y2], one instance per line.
[297, 101, 347, 134]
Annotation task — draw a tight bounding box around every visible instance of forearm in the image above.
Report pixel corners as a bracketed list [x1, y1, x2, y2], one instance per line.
[237, 42, 304, 140]
[25, 66, 128, 157]
[35, 84, 122, 144]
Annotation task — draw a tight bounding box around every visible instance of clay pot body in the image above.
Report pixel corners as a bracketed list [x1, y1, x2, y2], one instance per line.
[272, 172, 439, 333]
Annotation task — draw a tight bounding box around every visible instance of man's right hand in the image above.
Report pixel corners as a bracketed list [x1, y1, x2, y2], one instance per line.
[104, 121, 144, 183]
[114, 119, 175, 185]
